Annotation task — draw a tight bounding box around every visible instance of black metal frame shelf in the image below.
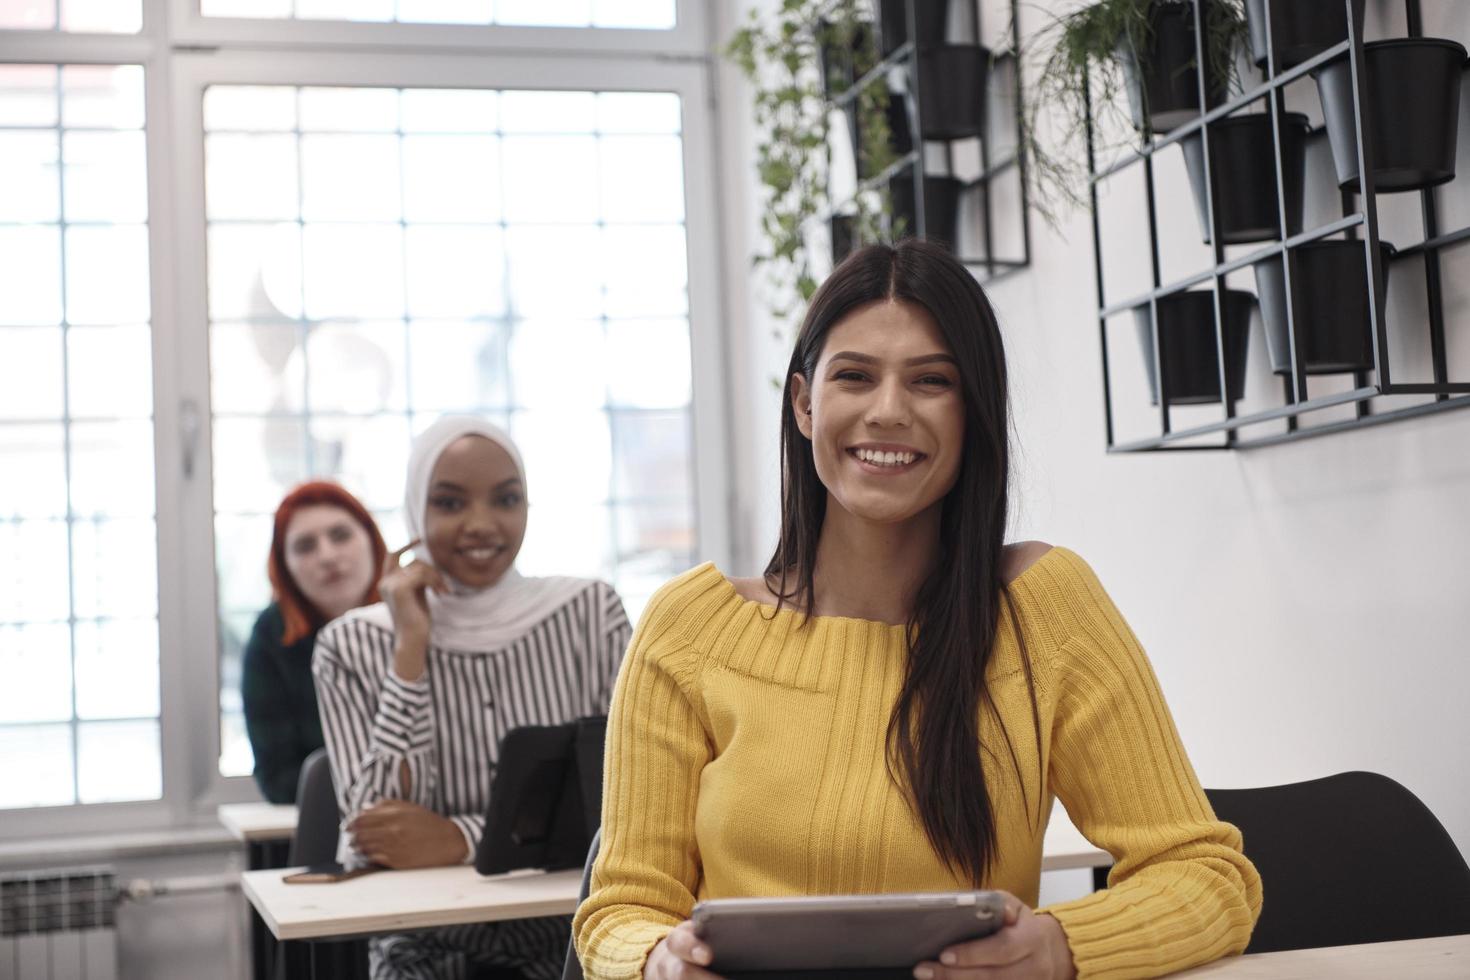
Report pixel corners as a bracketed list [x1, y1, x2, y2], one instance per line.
[823, 0, 1031, 281]
[1089, 0, 1470, 452]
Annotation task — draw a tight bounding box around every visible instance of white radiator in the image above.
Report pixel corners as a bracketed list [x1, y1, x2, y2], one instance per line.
[0, 867, 118, 980]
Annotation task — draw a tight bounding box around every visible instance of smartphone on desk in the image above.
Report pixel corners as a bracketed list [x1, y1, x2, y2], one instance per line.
[282, 863, 379, 884]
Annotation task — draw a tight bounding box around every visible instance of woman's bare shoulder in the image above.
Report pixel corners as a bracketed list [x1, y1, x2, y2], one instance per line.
[1001, 540, 1054, 585]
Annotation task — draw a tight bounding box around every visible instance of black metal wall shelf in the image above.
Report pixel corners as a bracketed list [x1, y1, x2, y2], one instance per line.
[824, 0, 1031, 281]
[1088, 0, 1470, 452]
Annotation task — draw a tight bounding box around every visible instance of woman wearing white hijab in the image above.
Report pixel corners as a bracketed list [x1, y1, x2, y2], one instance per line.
[313, 415, 632, 980]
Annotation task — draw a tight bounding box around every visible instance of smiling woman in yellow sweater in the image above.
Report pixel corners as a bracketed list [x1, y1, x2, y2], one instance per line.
[574, 240, 1261, 980]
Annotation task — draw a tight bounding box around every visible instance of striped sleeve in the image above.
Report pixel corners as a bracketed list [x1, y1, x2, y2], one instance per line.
[312, 618, 439, 845]
[594, 581, 633, 712]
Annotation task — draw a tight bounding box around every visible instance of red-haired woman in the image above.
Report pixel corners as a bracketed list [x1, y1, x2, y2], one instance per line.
[242, 481, 387, 804]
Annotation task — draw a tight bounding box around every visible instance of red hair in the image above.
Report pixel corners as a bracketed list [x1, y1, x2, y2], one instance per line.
[267, 481, 388, 646]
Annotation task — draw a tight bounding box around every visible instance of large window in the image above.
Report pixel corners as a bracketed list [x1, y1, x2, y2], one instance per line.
[0, 64, 161, 809]
[204, 84, 697, 776]
[0, 0, 723, 831]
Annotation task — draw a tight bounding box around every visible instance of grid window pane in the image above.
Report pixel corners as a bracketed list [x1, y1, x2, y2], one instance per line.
[0, 328, 65, 418]
[64, 225, 151, 324]
[0, 522, 71, 623]
[205, 134, 301, 221]
[0, 61, 155, 808]
[77, 719, 159, 803]
[71, 517, 158, 620]
[0, 424, 68, 519]
[60, 0, 143, 32]
[61, 66, 144, 129]
[0, 131, 60, 221]
[199, 0, 674, 29]
[0, 226, 64, 325]
[1, 0, 143, 32]
[73, 618, 160, 719]
[0, 625, 72, 722]
[67, 325, 152, 419]
[0, 725, 73, 809]
[407, 320, 511, 412]
[205, 85, 696, 779]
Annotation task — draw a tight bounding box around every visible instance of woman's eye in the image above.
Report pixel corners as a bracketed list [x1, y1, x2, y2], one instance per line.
[327, 526, 352, 543]
[917, 375, 953, 388]
[429, 496, 463, 512]
[291, 537, 316, 555]
[496, 492, 523, 508]
[834, 370, 869, 383]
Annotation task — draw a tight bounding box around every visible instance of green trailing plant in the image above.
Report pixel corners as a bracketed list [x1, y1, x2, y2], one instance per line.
[725, 0, 900, 333]
[1020, 0, 1248, 225]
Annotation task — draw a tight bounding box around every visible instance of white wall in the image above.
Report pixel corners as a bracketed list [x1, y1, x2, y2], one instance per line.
[714, 0, 1470, 862]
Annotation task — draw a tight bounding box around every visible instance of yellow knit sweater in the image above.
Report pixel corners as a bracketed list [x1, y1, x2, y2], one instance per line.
[573, 547, 1262, 979]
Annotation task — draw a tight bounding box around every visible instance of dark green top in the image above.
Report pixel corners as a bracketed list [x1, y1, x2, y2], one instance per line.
[241, 603, 326, 804]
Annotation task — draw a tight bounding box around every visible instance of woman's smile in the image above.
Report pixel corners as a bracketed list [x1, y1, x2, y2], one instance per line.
[847, 443, 928, 474]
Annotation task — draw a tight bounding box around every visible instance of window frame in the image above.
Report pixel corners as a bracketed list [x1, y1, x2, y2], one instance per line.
[0, 0, 730, 838]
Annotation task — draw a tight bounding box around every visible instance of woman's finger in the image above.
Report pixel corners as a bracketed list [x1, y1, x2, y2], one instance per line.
[663, 922, 714, 967]
[382, 539, 423, 578]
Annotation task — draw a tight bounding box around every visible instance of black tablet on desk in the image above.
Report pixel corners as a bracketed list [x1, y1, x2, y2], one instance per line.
[474, 715, 605, 876]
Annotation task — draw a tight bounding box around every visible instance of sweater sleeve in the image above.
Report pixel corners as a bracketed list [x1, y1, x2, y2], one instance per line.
[311, 620, 440, 845]
[241, 608, 305, 805]
[1037, 554, 1262, 979]
[572, 582, 710, 980]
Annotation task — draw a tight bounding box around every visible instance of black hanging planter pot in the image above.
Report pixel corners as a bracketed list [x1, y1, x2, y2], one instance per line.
[847, 88, 913, 181]
[916, 44, 990, 140]
[1244, 0, 1364, 69]
[1253, 240, 1394, 375]
[1134, 290, 1254, 405]
[1121, 0, 1231, 134]
[1181, 112, 1309, 245]
[1315, 37, 1468, 193]
[892, 174, 962, 246]
[877, 0, 949, 56]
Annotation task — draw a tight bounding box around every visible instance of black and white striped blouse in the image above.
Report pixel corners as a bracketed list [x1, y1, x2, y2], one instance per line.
[312, 578, 632, 864]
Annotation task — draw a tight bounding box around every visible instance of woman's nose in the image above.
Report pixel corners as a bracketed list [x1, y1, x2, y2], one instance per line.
[865, 377, 911, 427]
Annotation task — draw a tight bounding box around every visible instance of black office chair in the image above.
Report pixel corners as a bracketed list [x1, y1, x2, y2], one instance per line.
[289, 748, 340, 867]
[1206, 771, 1470, 954]
[560, 829, 601, 980]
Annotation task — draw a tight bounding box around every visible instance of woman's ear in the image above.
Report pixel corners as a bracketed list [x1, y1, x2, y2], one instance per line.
[791, 373, 814, 440]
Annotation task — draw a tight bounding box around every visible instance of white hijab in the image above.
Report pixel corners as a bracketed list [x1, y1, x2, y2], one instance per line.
[350, 415, 588, 652]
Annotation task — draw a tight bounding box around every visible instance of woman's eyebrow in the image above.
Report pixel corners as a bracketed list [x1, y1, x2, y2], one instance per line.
[493, 477, 524, 491]
[429, 480, 467, 493]
[828, 350, 957, 366]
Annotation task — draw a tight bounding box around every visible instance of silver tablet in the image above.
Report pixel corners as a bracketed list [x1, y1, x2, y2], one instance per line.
[691, 890, 1007, 974]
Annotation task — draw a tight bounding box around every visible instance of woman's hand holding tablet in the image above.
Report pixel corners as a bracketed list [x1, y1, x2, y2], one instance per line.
[641, 889, 1074, 979]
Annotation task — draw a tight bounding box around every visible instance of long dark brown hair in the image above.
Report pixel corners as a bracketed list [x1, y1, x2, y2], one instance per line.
[764, 239, 1040, 886]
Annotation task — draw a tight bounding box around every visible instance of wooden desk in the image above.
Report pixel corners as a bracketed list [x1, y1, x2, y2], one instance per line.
[1170, 933, 1470, 978]
[242, 865, 582, 942]
[218, 803, 298, 846]
[220, 803, 301, 980]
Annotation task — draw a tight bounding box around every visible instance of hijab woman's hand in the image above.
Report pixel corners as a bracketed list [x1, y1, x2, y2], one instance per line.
[644, 922, 724, 980]
[379, 539, 446, 682]
[348, 799, 466, 869]
[912, 893, 1076, 980]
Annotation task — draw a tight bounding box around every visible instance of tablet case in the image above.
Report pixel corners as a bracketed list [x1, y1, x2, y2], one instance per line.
[692, 891, 1006, 977]
[475, 716, 606, 876]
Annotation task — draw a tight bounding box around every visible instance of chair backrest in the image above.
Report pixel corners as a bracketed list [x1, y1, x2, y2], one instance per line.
[560, 829, 601, 980]
[289, 748, 341, 867]
[1206, 771, 1470, 953]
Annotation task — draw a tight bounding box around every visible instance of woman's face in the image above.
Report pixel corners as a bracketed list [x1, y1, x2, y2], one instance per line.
[424, 435, 527, 590]
[791, 299, 965, 526]
[282, 504, 377, 621]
